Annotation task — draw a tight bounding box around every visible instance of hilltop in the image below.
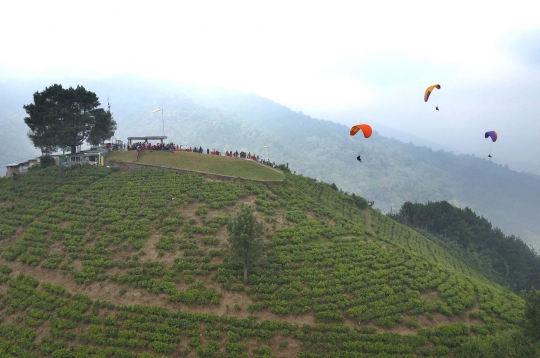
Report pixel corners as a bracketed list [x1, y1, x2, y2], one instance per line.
[0, 164, 535, 357]
[106, 151, 285, 182]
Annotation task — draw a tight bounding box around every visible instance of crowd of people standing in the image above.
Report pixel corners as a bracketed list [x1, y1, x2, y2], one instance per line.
[127, 142, 273, 165]
[129, 142, 178, 151]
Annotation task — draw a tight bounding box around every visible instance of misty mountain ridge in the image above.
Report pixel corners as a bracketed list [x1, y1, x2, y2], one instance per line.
[1, 75, 539, 251]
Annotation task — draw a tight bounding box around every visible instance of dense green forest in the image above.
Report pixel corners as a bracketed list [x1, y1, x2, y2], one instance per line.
[0, 164, 538, 356]
[388, 201, 540, 292]
[2, 77, 540, 253]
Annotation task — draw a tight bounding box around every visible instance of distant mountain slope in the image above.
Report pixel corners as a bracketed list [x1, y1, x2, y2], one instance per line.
[1, 76, 539, 252]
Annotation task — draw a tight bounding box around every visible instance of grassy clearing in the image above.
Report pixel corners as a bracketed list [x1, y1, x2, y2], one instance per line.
[106, 150, 285, 181]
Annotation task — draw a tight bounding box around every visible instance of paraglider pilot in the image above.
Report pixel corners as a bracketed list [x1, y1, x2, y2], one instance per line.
[485, 131, 497, 159]
[350, 124, 372, 164]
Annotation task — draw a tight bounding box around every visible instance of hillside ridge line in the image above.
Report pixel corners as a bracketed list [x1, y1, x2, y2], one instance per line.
[109, 160, 285, 184]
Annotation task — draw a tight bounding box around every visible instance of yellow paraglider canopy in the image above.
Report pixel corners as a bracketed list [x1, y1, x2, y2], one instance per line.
[424, 84, 441, 102]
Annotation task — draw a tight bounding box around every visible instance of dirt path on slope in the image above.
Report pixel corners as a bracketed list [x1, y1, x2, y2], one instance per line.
[0, 258, 483, 335]
[0, 258, 316, 326]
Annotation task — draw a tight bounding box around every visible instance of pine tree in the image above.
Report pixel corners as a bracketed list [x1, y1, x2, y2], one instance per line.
[227, 204, 264, 281]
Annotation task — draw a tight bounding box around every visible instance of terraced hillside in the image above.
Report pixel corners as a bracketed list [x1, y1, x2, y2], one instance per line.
[0, 165, 530, 357]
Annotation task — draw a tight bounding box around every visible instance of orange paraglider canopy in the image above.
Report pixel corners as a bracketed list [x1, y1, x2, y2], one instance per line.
[350, 124, 372, 138]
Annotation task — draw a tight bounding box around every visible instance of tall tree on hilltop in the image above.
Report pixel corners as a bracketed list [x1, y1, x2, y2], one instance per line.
[24, 84, 116, 154]
[227, 204, 264, 281]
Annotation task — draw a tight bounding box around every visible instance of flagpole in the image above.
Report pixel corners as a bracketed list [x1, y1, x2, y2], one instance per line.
[152, 107, 164, 136]
[161, 106, 164, 136]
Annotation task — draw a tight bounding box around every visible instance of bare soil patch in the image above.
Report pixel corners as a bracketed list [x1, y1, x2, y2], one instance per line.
[72, 259, 82, 271]
[417, 313, 455, 328]
[48, 241, 65, 254]
[379, 323, 419, 335]
[261, 210, 287, 237]
[238, 195, 257, 205]
[212, 226, 229, 247]
[183, 203, 204, 225]
[421, 289, 441, 303]
[138, 233, 177, 265]
[205, 207, 234, 220]
[416, 311, 482, 328]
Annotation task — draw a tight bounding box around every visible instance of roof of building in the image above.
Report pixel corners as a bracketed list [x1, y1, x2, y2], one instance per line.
[68, 153, 103, 157]
[6, 158, 39, 167]
[127, 136, 168, 140]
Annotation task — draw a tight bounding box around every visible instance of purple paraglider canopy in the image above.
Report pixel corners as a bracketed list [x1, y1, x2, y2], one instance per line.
[485, 131, 498, 142]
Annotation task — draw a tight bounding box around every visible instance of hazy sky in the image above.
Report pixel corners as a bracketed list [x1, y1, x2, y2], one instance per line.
[1, 0, 540, 172]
